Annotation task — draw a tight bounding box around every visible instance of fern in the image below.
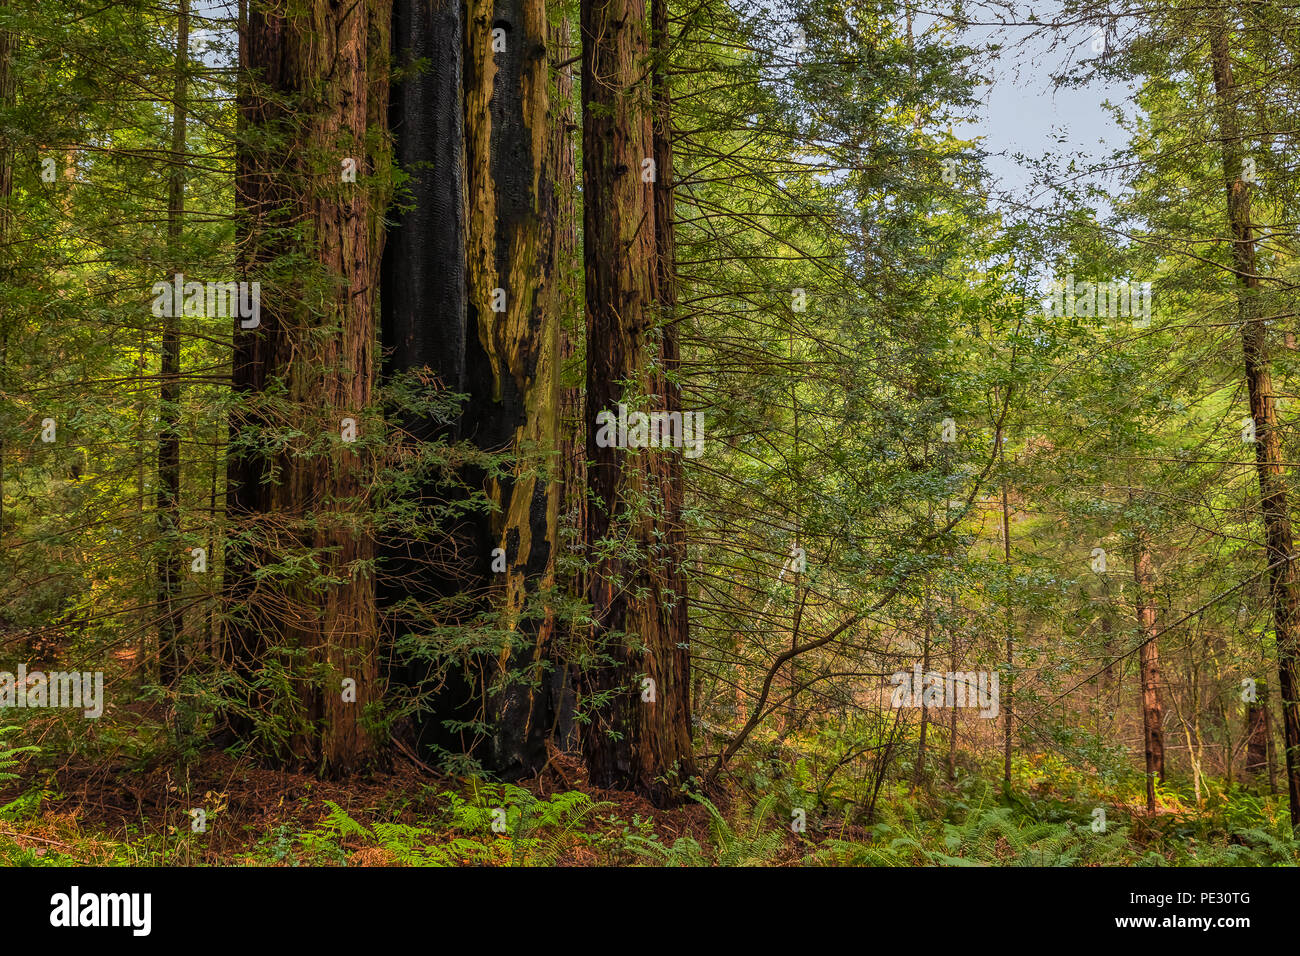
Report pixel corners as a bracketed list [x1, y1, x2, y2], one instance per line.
[691, 792, 784, 866]
[0, 727, 38, 784]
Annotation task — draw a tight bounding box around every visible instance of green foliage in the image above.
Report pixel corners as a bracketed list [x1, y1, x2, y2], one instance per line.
[257, 784, 613, 867]
[625, 792, 786, 866]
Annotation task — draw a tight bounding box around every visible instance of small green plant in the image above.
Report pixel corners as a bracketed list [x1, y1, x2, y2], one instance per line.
[0, 727, 38, 784]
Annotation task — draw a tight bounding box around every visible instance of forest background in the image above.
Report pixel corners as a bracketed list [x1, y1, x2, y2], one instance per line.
[0, 0, 1297, 866]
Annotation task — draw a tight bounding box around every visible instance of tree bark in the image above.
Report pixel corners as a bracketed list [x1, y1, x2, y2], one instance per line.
[998, 431, 1012, 791]
[946, 590, 958, 781]
[1246, 692, 1269, 777]
[1132, 532, 1165, 813]
[579, 0, 696, 803]
[380, 0, 479, 764]
[227, 0, 392, 776]
[548, 8, 582, 752]
[0, 0, 13, 570]
[463, 0, 566, 776]
[158, 0, 189, 688]
[913, 582, 930, 787]
[381, 0, 574, 775]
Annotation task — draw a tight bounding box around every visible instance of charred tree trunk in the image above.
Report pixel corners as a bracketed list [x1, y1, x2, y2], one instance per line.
[382, 0, 572, 776]
[462, 0, 566, 776]
[227, 0, 392, 776]
[1209, 18, 1300, 829]
[381, 0, 480, 765]
[578, 0, 696, 803]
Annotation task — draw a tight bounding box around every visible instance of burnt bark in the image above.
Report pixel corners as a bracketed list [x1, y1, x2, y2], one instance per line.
[381, 0, 573, 776]
[463, 0, 566, 776]
[380, 0, 481, 765]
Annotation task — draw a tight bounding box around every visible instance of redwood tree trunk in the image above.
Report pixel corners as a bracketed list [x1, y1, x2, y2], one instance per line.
[382, 0, 572, 776]
[463, 0, 566, 776]
[380, 0, 478, 763]
[579, 0, 695, 803]
[1209, 19, 1300, 828]
[551, 11, 583, 753]
[227, 0, 391, 776]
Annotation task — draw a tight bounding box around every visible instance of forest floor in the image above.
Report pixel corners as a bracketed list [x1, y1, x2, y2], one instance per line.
[0, 747, 758, 866]
[0, 739, 1296, 866]
[0, 700, 1294, 866]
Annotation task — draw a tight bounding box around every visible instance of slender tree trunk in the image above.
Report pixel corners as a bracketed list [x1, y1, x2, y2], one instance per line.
[1266, 693, 1280, 794]
[1132, 531, 1165, 814]
[1099, 576, 1117, 697]
[227, 0, 392, 775]
[157, 0, 189, 688]
[0, 0, 13, 566]
[1172, 683, 1204, 806]
[914, 582, 930, 787]
[1209, 19, 1300, 829]
[1246, 693, 1269, 777]
[946, 590, 958, 781]
[999, 436, 1013, 790]
[1209, 636, 1233, 788]
[579, 0, 696, 803]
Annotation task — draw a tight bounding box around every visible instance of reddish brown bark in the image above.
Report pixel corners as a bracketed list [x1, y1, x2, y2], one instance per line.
[579, 0, 695, 803]
[1132, 536, 1166, 813]
[227, 0, 392, 775]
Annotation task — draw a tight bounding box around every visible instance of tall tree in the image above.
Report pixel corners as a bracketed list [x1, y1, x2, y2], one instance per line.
[579, 0, 696, 802]
[0, 0, 13, 566]
[464, 0, 565, 775]
[226, 0, 392, 775]
[1208, 11, 1300, 827]
[380, 0, 476, 764]
[157, 0, 189, 688]
[382, 0, 571, 776]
